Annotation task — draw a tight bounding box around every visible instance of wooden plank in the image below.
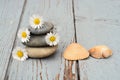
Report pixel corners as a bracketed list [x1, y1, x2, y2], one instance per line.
[6, 0, 78, 80]
[0, 0, 25, 80]
[74, 0, 120, 80]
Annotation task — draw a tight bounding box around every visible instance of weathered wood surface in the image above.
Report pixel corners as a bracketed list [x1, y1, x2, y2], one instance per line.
[0, 0, 120, 80]
[5, 0, 78, 80]
[0, 0, 25, 80]
[74, 0, 120, 80]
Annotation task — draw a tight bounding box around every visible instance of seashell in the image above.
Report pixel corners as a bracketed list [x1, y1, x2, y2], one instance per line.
[89, 45, 112, 59]
[26, 45, 58, 58]
[63, 43, 89, 60]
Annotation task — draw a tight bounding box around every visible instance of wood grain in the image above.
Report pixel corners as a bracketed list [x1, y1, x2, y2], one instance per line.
[74, 0, 120, 80]
[0, 0, 25, 80]
[6, 0, 78, 80]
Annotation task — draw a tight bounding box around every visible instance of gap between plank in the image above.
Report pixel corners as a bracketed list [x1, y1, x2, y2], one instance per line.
[72, 0, 80, 80]
[4, 0, 27, 80]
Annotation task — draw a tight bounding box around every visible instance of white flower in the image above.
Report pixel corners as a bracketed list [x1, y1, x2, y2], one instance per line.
[12, 47, 28, 61]
[30, 15, 44, 29]
[45, 32, 59, 46]
[18, 28, 30, 43]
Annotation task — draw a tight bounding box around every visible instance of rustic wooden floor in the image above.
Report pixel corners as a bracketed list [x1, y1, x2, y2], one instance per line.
[0, 0, 120, 80]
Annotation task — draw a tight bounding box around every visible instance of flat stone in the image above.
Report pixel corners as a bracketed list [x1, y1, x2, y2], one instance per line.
[22, 35, 48, 47]
[29, 22, 54, 35]
[26, 46, 58, 58]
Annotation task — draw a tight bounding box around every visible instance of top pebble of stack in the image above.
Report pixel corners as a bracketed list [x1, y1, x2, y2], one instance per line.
[29, 22, 54, 35]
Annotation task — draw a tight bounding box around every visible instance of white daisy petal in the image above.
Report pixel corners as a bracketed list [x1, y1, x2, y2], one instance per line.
[21, 57, 26, 61]
[50, 43, 53, 46]
[12, 47, 28, 61]
[21, 58, 25, 61]
[53, 42, 57, 46]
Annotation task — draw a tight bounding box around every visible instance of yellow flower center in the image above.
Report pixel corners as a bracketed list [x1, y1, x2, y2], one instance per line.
[34, 18, 41, 25]
[50, 36, 56, 42]
[16, 50, 24, 58]
[21, 32, 27, 38]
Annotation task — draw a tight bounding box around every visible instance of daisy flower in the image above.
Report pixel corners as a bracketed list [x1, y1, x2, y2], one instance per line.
[30, 15, 44, 29]
[18, 28, 30, 43]
[45, 32, 59, 46]
[12, 47, 28, 61]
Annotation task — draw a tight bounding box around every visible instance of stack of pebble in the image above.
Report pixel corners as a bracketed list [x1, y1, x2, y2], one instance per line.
[19, 21, 58, 58]
[16, 15, 59, 59]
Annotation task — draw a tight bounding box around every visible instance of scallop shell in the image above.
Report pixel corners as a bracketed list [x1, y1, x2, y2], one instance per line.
[89, 45, 112, 59]
[63, 43, 89, 60]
